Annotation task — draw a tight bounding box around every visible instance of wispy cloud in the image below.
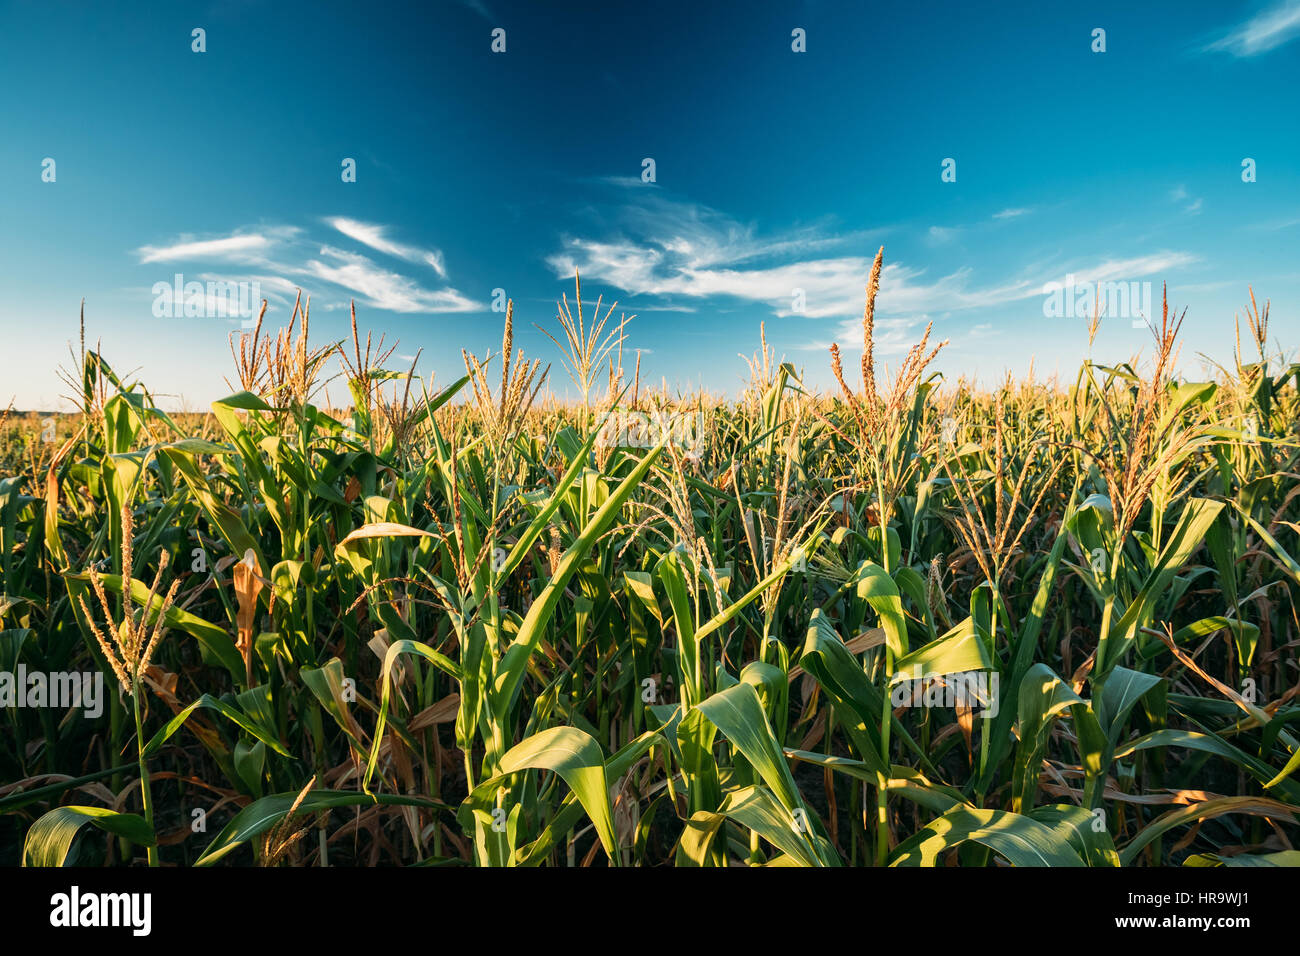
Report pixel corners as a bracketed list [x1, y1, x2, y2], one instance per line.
[457, 0, 493, 21]
[552, 189, 1202, 363]
[548, 193, 1124, 325]
[992, 207, 1031, 220]
[302, 247, 478, 314]
[137, 224, 480, 314]
[550, 236, 877, 319]
[1049, 251, 1200, 286]
[1205, 0, 1300, 56]
[803, 252, 1198, 353]
[1251, 215, 1300, 231]
[326, 217, 447, 278]
[548, 193, 890, 318]
[303, 246, 478, 313]
[137, 233, 273, 264]
[194, 272, 300, 311]
[799, 313, 937, 355]
[1168, 185, 1202, 215]
[589, 175, 649, 189]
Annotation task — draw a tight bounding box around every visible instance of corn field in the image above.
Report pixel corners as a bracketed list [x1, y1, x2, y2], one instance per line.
[3, 270, 1299, 868]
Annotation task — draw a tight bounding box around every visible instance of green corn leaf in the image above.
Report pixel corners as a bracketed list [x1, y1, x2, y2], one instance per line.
[23, 806, 154, 867]
[889, 805, 1085, 867]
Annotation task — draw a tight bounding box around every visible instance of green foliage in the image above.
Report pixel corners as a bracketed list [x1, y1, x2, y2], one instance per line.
[3, 300, 1299, 868]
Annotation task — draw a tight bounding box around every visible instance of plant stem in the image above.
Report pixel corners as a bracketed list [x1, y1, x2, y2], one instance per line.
[132, 684, 159, 867]
[875, 647, 893, 866]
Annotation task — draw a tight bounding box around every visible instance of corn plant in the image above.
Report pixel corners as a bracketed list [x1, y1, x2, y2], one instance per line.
[3, 270, 1299, 868]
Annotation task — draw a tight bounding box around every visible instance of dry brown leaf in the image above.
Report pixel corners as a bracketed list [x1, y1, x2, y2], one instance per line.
[408, 693, 461, 732]
[789, 628, 884, 679]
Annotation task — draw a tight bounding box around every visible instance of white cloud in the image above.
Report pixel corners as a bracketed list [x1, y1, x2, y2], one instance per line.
[136, 223, 479, 315]
[1168, 186, 1202, 215]
[197, 273, 300, 297]
[1256, 216, 1300, 231]
[326, 217, 447, 278]
[801, 313, 938, 356]
[551, 238, 878, 319]
[551, 191, 1201, 361]
[304, 246, 478, 313]
[549, 195, 1044, 322]
[192, 272, 300, 312]
[992, 207, 1031, 220]
[1054, 251, 1199, 286]
[639, 303, 697, 313]
[137, 234, 271, 264]
[1206, 0, 1300, 56]
[591, 175, 650, 189]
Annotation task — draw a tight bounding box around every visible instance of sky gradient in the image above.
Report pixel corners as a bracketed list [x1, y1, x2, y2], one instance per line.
[2, 0, 1298, 409]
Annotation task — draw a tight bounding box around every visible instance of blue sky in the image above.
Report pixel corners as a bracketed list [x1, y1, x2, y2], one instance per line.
[2, 0, 1298, 409]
